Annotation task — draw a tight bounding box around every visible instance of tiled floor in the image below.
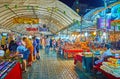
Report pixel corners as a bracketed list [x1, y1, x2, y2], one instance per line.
[22, 50, 107, 79]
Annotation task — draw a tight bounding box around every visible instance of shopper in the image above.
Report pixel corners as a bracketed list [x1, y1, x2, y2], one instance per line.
[32, 36, 37, 61]
[41, 37, 46, 49]
[50, 37, 53, 50]
[8, 40, 18, 53]
[36, 37, 40, 60]
[52, 39, 56, 50]
[23, 37, 34, 66]
[45, 36, 50, 53]
[16, 42, 30, 72]
[94, 44, 112, 65]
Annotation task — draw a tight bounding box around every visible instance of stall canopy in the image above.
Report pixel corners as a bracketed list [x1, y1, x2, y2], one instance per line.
[0, 0, 81, 34]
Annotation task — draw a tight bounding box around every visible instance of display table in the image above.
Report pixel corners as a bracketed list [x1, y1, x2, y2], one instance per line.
[74, 53, 83, 64]
[94, 63, 120, 79]
[4, 62, 22, 79]
[0, 62, 22, 79]
[63, 48, 89, 59]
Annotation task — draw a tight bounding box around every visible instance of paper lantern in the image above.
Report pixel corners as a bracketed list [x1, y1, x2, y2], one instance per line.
[4, 4, 9, 9]
[63, 11, 66, 15]
[76, 8, 80, 13]
[27, 5, 31, 10]
[54, 7, 58, 12]
[76, 1, 79, 4]
[47, 7, 51, 12]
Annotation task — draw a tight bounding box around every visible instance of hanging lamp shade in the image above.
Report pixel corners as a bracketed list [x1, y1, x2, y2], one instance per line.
[76, 8, 80, 13]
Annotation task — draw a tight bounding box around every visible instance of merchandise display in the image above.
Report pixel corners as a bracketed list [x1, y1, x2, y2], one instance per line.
[0, 61, 16, 79]
[100, 61, 120, 78]
[63, 42, 90, 58]
[100, 58, 120, 77]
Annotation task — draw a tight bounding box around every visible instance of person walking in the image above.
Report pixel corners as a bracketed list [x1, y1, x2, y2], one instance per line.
[23, 37, 34, 66]
[45, 36, 50, 53]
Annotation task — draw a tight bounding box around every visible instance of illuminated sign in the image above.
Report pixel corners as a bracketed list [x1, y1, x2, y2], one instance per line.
[97, 18, 111, 29]
[13, 17, 39, 24]
[26, 27, 38, 31]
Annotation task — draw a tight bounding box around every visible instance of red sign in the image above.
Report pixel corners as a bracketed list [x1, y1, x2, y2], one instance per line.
[26, 28, 38, 31]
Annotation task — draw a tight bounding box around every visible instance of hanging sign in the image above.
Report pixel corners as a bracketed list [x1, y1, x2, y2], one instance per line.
[26, 27, 38, 31]
[13, 17, 39, 24]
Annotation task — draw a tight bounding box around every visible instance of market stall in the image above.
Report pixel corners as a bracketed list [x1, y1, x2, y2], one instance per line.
[63, 43, 90, 58]
[63, 42, 90, 59]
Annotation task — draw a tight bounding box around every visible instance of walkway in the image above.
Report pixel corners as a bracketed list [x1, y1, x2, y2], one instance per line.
[22, 50, 107, 79]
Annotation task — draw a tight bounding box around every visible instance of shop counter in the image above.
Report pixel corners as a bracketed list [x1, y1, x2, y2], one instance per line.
[4, 62, 22, 79]
[94, 63, 120, 79]
[74, 53, 83, 64]
[63, 48, 90, 59]
[0, 62, 22, 79]
[63, 49, 83, 59]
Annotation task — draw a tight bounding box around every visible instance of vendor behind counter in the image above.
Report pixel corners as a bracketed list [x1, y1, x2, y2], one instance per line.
[94, 44, 112, 65]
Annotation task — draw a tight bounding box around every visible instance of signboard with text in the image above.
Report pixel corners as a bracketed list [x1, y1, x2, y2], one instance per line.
[97, 18, 111, 29]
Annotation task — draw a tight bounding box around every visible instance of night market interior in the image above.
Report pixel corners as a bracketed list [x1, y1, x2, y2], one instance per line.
[0, 0, 120, 79]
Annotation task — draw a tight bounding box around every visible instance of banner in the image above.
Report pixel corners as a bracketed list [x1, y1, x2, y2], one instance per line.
[26, 27, 38, 31]
[13, 17, 39, 24]
[38, 26, 48, 32]
[97, 18, 111, 29]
